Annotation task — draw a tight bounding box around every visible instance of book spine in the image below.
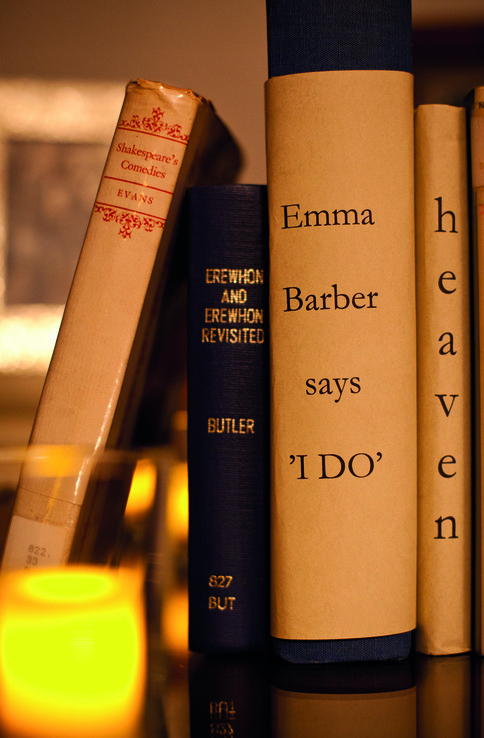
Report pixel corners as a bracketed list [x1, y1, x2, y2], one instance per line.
[1, 80, 205, 570]
[266, 0, 416, 664]
[467, 86, 484, 655]
[267, 70, 416, 662]
[414, 104, 472, 656]
[187, 184, 270, 653]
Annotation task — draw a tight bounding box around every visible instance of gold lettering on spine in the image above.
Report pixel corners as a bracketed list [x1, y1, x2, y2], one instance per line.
[207, 418, 255, 434]
[208, 596, 236, 611]
[205, 268, 264, 284]
[201, 327, 264, 344]
[201, 266, 265, 344]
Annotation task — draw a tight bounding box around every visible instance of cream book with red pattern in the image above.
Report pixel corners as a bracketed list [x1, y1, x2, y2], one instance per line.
[1, 78, 240, 570]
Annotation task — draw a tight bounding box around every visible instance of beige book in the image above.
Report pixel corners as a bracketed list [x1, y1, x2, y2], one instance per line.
[467, 86, 484, 655]
[414, 104, 472, 655]
[1, 79, 240, 570]
[266, 70, 417, 642]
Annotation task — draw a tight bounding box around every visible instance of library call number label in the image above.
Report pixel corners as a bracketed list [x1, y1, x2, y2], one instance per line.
[208, 574, 236, 612]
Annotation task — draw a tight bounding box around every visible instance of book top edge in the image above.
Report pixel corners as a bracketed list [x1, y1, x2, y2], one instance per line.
[127, 78, 212, 109]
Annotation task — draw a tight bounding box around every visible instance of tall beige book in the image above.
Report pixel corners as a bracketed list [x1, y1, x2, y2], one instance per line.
[414, 104, 472, 655]
[267, 69, 417, 657]
[467, 86, 484, 655]
[1, 78, 240, 570]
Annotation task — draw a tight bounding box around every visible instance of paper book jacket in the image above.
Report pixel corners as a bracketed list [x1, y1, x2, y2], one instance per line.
[1, 79, 241, 571]
[265, 0, 416, 662]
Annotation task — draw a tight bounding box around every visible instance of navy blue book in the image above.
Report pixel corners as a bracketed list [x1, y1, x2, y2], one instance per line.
[187, 184, 270, 653]
[266, 0, 417, 663]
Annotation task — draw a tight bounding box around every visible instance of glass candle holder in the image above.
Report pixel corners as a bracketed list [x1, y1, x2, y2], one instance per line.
[0, 444, 170, 738]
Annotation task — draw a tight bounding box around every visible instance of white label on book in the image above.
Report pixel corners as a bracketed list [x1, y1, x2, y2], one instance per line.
[2, 516, 72, 570]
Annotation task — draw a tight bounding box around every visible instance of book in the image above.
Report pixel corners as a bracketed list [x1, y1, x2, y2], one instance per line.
[265, 0, 417, 662]
[1, 79, 241, 571]
[467, 86, 484, 656]
[69, 207, 189, 566]
[414, 104, 472, 655]
[187, 184, 270, 653]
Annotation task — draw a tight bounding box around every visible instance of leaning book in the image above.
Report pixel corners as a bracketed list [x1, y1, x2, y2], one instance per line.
[1, 78, 241, 570]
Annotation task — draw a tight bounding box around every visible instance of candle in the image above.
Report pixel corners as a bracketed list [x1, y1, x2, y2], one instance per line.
[0, 566, 146, 738]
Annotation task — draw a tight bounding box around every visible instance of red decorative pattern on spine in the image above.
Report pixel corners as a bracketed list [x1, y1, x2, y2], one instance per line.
[94, 204, 165, 239]
[119, 107, 190, 143]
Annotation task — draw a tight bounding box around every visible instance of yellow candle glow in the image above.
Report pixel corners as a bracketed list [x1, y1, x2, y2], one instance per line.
[125, 457, 157, 518]
[166, 461, 188, 542]
[0, 566, 146, 738]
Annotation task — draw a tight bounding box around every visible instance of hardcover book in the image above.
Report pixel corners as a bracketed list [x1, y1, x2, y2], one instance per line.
[187, 184, 270, 653]
[414, 104, 472, 656]
[1, 79, 241, 570]
[265, 0, 417, 662]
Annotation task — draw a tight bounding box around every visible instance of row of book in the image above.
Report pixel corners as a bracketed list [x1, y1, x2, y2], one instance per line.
[188, 0, 484, 664]
[1, 0, 483, 666]
[187, 93, 483, 661]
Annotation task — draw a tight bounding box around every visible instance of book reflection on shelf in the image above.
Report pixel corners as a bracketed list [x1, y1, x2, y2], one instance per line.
[0, 78, 123, 374]
[186, 651, 484, 736]
[189, 652, 270, 738]
[415, 653, 472, 737]
[271, 660, 416, 738]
